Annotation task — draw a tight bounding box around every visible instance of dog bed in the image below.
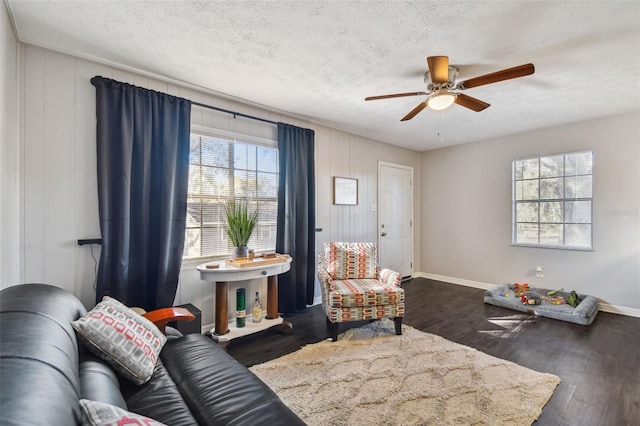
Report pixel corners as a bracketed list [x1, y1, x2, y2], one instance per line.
[484, 284, 599, 325]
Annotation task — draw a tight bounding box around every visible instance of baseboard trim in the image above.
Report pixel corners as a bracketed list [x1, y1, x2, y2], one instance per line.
[413, 272, 640, 318]
[597, 303, 640, 318]
[414, 272, 497, 291]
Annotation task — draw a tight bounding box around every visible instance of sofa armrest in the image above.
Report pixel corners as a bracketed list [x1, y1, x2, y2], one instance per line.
[378, 268, 402, 287]
[143, 307, 195, 334]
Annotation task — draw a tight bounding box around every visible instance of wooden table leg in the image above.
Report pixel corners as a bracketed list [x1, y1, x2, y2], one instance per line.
[266, 275, 293, 334]
[214, 281, 229, 335]
[266, 275, 278, 319]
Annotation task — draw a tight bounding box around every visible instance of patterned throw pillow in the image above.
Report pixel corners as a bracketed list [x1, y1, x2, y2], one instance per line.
[71, 296, 166, 385]
[79, 399, 167, 426]
[324, 242, 378, 280]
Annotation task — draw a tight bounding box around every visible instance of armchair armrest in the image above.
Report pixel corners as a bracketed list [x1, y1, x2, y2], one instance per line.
[143, 307, 195, 334]
[318, 268, 335, 290]
[317, 252, 328, 272]
[378, 268, 401, 287]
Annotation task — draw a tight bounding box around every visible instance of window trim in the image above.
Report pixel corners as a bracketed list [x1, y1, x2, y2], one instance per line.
[511, 150, 594, 251]
[184, 125, 278, 261]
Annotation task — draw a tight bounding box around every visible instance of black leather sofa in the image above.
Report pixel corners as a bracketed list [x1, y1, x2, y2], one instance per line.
[0, 283, 305, 425]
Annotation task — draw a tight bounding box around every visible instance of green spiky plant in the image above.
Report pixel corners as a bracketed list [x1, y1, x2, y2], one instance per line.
[223, 199, 260, 249]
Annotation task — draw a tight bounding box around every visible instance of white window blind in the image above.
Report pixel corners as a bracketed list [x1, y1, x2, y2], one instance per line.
[184, 132, 278, 259]
[512, 151, 593, 250]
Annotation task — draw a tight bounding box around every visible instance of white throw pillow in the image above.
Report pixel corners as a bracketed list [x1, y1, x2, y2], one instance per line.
[71, 296, 166, 385]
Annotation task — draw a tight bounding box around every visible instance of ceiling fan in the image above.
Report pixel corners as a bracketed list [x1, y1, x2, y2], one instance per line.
[365, 56, 535, 121]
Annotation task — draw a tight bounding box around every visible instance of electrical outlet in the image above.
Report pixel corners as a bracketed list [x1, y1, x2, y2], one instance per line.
[535, 266, 544, 278]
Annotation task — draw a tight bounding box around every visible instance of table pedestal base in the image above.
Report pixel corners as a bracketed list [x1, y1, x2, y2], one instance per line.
[210, 317, 293, 344]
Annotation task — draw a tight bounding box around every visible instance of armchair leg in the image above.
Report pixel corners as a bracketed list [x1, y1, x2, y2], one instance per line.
[328, 319, 339, 342]
[394, 317, 403, 335]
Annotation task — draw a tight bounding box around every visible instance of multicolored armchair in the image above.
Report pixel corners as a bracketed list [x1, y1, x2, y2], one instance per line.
[318, 242, 405, 341]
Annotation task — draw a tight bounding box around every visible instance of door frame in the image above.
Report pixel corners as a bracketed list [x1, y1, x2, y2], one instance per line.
[378, 161, 414, 278]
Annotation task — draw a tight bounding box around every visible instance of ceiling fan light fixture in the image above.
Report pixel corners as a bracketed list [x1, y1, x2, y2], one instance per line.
[427, 91, 457, 111]
[366, 57, 534, 120]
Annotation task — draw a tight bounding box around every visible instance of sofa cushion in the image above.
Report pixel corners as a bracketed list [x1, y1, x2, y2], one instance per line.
[324, 242, 378, 279]
[71, 296, 167, 385]
[79, 399, 166, 426]
[119, 358, 200, 426]
[121, 334, 305, 425]
[158, 334, 306, 426]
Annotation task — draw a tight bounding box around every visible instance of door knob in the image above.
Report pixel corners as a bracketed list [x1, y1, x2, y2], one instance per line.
[381, 232, 387, 237]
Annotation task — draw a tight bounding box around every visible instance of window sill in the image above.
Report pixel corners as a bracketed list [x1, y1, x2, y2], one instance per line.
[511, 243, 594, 252]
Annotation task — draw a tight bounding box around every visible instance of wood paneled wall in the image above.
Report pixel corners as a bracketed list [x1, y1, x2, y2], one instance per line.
[11, 45, 421, 329]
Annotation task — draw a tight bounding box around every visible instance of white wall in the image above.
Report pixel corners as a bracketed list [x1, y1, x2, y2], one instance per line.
[8, 44, 421, 329]
[0, 1, 19, 285]
[420, 112, 640, 314]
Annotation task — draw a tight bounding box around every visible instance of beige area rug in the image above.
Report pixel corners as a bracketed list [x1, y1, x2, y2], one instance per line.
[250, 319, 560, 426]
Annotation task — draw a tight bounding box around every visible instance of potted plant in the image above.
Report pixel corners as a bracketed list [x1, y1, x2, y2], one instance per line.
[223, 199, 260, 258]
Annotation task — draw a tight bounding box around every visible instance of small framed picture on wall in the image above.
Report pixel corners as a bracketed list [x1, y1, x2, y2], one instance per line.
[333, 177, 358, 205]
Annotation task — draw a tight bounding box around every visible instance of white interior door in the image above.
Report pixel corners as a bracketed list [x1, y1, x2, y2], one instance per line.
[378, 162, 413, 278]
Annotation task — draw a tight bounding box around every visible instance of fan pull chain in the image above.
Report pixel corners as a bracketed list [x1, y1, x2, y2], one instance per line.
[438, 109, 445, 142]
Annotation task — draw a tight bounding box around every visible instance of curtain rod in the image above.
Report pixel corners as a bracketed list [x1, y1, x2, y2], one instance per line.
[191, 101, 278, 126]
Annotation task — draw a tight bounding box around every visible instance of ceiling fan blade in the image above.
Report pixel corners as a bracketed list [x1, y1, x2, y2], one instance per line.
[427, 56, 449, 84]
[400, 101, 428, 121]
[365, 91, 427, 101]
[459, 63, 535, 89]
[454, 93, 490, 112]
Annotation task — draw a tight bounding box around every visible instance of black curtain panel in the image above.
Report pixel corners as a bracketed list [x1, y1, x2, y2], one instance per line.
[91, 76, 191, 310]
[276, 123, 316, 313]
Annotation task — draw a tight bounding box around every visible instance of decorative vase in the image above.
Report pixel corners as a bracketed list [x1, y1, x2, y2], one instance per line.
[233, 245, 248, 259]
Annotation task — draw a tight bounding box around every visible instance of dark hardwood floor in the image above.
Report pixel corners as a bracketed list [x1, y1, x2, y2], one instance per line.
[226, 278, 640, 426]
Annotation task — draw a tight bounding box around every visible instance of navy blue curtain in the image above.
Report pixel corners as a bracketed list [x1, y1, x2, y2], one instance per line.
[91, 77, 191, 310]
[276, 123, 316, 312]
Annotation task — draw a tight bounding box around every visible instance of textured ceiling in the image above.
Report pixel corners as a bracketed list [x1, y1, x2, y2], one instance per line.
[7, 1, 640, 151]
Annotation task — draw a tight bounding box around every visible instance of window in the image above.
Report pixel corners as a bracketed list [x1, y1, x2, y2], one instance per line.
[184, 131, 278, 259]
[512, 151, 593, 250]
